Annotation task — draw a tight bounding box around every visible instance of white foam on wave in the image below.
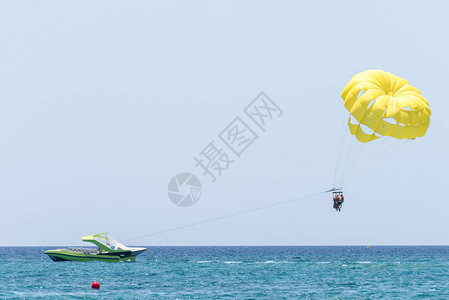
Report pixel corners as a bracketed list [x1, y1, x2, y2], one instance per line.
[252, 260, 290, 264]
[223, 261, 242, 264]
[357, 261, 371, 264]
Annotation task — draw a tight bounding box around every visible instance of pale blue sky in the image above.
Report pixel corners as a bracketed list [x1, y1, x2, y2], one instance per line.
[1, 0, 448, 246]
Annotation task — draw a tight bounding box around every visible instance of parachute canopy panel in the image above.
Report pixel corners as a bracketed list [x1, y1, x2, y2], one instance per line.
[341, 70, 431, 143]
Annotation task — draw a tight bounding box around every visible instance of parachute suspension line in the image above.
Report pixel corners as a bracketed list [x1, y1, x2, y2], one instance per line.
[332, 113, 346, 187]
[371, 137, 403, 161]
[122, 190, 328, 243]
[342, 136, 400, 188]
[332, 110, 350, 188]
[380, 139, 409, 160]
[347, 137, 394, 182]
[334, 122, 350, 188]
[336, 132, 358, 188]
[339, 142, 366, 187]
[340, 134, 355, 177]
[338, 139, 364, 188]
[337, 139, 354, 187]
[342, 141, 380, 187]
[372, 142, 395, 160]
[344, 139, 410, 188]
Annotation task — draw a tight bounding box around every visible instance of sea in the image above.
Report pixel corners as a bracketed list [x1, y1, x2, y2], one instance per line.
[1, 246, 449, 299]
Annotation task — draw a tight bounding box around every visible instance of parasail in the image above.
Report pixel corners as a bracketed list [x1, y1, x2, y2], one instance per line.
[341, 70, 431, 143]
[332, 70, 431, 190]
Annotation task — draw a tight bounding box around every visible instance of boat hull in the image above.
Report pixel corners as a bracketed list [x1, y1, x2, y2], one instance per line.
[45, 250, 137, 262]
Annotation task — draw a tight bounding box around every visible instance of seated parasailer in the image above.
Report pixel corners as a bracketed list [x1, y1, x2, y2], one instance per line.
[332, 192, 343, 212]
[338, 193, 344, 208]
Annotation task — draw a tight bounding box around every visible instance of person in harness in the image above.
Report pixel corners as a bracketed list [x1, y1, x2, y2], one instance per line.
[337, 193, 344, 210]
[333, 193, 340, 211]
[332, 192, 344, 212]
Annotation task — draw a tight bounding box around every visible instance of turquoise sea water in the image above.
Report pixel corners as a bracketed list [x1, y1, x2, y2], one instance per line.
[1, 246, 449, 299]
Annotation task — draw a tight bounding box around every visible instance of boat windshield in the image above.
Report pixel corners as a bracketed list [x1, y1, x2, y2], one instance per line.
[94, 235, 130, 250]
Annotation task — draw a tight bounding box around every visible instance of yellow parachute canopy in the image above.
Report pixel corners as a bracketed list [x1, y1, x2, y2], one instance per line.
[341, 70, 431, 143]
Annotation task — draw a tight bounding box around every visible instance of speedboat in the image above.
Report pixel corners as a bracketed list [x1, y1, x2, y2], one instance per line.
[45, 233, 146, 262]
